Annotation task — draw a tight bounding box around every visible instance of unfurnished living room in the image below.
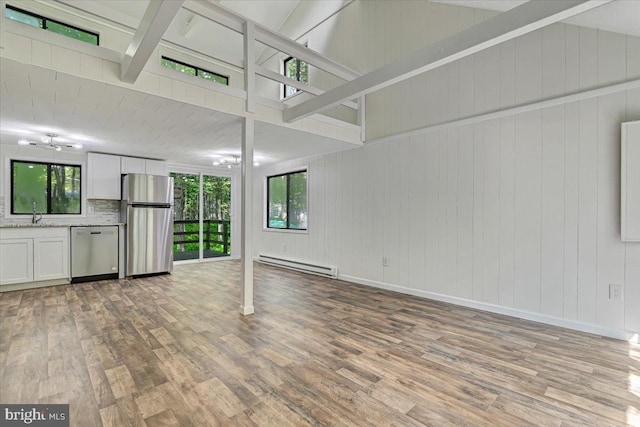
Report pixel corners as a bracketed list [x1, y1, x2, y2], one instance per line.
[0, 0, 639, 426]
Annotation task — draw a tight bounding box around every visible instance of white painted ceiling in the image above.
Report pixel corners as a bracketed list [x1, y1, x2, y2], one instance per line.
[0, 59, 357, 167]
[430, 0, 640, 37]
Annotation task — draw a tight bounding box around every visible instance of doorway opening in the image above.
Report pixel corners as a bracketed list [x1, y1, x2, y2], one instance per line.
[171, 172, 232, 262]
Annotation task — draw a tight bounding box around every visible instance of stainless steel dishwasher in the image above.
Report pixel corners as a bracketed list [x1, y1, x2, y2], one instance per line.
[71, 226, 119, 282]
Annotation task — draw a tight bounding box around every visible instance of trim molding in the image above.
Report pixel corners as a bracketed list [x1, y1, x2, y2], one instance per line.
[338, 274, 639, 342]
[0, 278, 68, 293]
[239, 305, 255, 315]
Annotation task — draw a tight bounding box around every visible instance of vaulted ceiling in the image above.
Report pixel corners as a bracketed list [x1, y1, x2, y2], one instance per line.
[431, 0, 640, 37]
[2, 0, 638, 167]
[0, 1, 356, 167]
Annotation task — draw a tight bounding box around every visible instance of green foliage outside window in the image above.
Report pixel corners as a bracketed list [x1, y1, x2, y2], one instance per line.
[5, 5, 98, 45]
[171, 173, 232, 258]
[46, 20, 98, 45]
[284, 57, 309, 98]
[5, 6, 43, 28]
[162, 58, 196, 76]
[161, 57, 229, 86]
[267, 171, 307, 230]
[12, 161, 81, 215]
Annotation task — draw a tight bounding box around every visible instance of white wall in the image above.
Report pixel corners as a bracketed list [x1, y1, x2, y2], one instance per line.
[254, 4, 640, 336]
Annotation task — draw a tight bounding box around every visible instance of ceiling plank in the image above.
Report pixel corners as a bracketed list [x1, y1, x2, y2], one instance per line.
[283, 0, 612, 123]
[121, 0, 186, 84]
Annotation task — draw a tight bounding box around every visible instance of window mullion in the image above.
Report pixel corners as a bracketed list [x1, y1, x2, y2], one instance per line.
[46, 165, 52, 214]
[286, 174, 291, 229]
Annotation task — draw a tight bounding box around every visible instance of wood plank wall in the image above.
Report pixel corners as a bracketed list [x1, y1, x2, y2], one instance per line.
[254, 2, 640, 334]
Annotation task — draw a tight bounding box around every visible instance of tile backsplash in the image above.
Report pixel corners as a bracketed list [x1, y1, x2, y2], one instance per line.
[0, 196, 121, 226]
[86, 199, 121, 223]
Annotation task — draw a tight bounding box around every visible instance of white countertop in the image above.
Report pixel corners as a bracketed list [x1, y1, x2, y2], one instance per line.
[0, 222, 124, 228]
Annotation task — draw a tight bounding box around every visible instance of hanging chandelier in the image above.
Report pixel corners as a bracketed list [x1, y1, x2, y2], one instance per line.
[17, 133, 83, 152]
[213, 154, 259, 168]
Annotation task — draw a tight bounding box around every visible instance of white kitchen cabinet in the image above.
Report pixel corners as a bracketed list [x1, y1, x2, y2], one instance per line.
[0, 227, 69, 288]
[33, 236, 69, 281]
[88, 153, 121, 200]
[0, 238, 34, 285]
[145, 159, 167, 176]
[121, 156, 146, 174]
[121, 157, 167, 176]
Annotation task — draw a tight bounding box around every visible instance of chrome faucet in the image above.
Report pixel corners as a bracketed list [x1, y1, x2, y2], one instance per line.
[32, 201, 42, 224]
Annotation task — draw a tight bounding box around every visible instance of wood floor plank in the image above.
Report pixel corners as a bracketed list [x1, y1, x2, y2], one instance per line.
[0, 261, 637, 427]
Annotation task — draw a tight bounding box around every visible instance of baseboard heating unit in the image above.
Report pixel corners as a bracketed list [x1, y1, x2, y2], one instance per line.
[257, 254, 338, 278]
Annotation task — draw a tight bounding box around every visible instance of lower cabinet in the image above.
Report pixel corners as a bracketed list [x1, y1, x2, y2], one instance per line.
[33, 237, 69, 281]
[0, 238, 34, 285]
[0, 227, 69, 288]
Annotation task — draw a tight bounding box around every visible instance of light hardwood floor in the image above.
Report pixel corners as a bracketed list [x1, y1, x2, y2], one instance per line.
[0, 261, 638, 426]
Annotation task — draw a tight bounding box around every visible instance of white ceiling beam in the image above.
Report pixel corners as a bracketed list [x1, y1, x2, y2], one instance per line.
[178, 13, 200, 38]
[183, 0, 360, 81]
[255, 66, 358, 110]
[254, 27, 360, 81]
[283, 0, 612, 123]
[121, 0, 185, 84]
[183, 0, 244, 32]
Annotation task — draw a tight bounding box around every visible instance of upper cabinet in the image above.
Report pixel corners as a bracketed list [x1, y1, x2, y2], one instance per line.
[87, 153, 121, 200]
[88, 154, 167, 200]
[145, 159, 167, 176]
[121, 156, 146, 174]
[121, 157, 167, 176]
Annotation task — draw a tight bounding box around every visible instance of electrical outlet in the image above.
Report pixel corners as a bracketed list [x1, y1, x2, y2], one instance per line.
[282, 244, 287, 253]
[382, 257, 389, 267]
[609, 284, 623, 301]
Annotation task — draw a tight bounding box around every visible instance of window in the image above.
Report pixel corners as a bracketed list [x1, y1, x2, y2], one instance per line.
[161, 57, 229, 86]
[283, 56, 308, 98]
[11, 160, 81, 215]
[5, 5, 99, 45]
[267, 170, 307, 230]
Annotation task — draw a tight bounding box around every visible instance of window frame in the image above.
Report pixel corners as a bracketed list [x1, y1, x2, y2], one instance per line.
[10, 159, 83, 216]
[282, 56, 308, 99]
[5, 5, 100, 45]
[265, 169, 308, 232]
[161, 56, 229, 86]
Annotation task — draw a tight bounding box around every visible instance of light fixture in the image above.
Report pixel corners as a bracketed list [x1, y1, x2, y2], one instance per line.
[17, 133, 83, 151]
[213, 154, 260, 168]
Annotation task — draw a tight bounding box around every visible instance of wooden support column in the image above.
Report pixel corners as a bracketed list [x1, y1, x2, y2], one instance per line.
[240, 117, 254, 316]
[357, 95, 366, 142]
[244, 20, 255, 113]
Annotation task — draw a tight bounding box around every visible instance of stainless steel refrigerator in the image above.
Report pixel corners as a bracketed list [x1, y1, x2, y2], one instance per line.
[121, 174, 174, 276]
